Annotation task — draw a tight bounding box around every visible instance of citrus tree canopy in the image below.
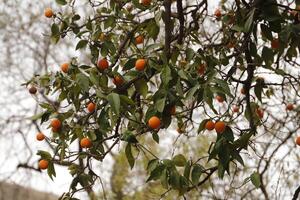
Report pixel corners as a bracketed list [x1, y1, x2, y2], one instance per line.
[28, 0, 300, 199]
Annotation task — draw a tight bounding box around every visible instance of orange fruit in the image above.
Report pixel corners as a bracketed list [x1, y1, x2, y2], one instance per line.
[135, 59, 146, 71]
[148, 116, 161, 129]
[87, 102, 96, 113]
[97, 58, 109, 70]
[176, 127, 184, 134]
[39, 159, 49, 170]
[80, 137, 92, 148]
[44, 8, 53, 18]
[286, 103, 294, 111]
[215, 121, 226, 134]
[216, 95, 224, 103]
[51, 118, 61, 130]
[135, 35, 144, 44]
[170, 106, 176, 115]
[296, 136, 300, 146]
[214, 8, 222, 18]
[113, 75, 124, 86]
[233, 106, 240, 113]
[36, 132, 45, 141]
[256, 108, 264, 119]
[141, 0, 151, 6]
[61, 63, 69, 73]
[241, 87, 246, 95]
[205, 120, 215, 131]
[227, 42, 235, 49]
[29, 86, 37, 94]
[198, 64, 206, 75]
[271, 39, 279, 49]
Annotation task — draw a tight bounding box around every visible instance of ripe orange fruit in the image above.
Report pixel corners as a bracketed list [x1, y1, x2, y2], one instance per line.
[286, 103, 294, 111]
[216, 95, 224, 103]
[256, 108, 264, 119]
[29, 86, 37, 94]
[233, 106, 240, 113]
[135, 35, 144, 44]
[44, 8, 53, 18]
[205, 120, 215, 131]
[141, 0, 151, 6]
[135, 59, 146, 71]
[214, 8, 222, 18]
[36, 132, 45, 141]
[198, 64, 206, 75]
[39, 159, 49, 170]
[80, 137, 92, 148]
[52, 127, 59, 132]
[296, 136, 300, 146]
[215, 121, 226, 134]
[51, 118, 61, 130]
[241, 87, 246, 95]
[97, 58, 109, 70]
[170, 106, 176, 115]
[227, 42, 235, 49]
[61, 63, 69, 73]
[87, 102, 96, 113]
[271, 38, 279, 49]
[113, 75, 124, 86]
[148, 116, 161, 129]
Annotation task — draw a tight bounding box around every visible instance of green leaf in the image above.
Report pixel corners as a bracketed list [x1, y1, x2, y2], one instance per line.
[122, 131, 138, 143]
[254, 82, 263, 102]
[260, 24, 273, 40]
[56, 0, 67, 5]
[231, 150, 244, 166]
[160, 169, 168, 189]
[169, 170, 180, 189]
[191, 164, 203, 184]
[161, 65, 171, 86]
[76, 40, 88, 50]
[104, 16, 116, 29]
[146, 164, 165, 182]
[186, 48, 195, 61]
[262, 46, 274, 66]
[250, 172, 261, 188]
[223, 126, 234, 142]
[244, 9, 255, 32]
[172, 154, 187, 167]
[145, 19, 160, 40]
[152, 132, 159, 144]
[47, 161, 56, 180]
[123, 58, 136, 71]
[155, 97, 166, 113]
[76, 73, 90, 93]
[183, 161, 191, 180]
[51, 23, 60, 36]
[107, 92, 120, 116]
[28, 112, 44, 121]
[147, 159, 159, 172]
[37, 150, 52, 160]
[125, 143, 135, 169]
[134, 79, 148, 98]
[213, 78, 233, 97]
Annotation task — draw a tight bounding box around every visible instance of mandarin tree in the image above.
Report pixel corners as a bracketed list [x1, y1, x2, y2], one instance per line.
[27, 0, 300, 199]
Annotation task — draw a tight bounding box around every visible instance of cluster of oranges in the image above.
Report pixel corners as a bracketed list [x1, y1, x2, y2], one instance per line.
[205, 120, 226, 134]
